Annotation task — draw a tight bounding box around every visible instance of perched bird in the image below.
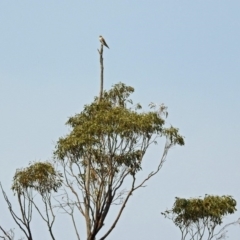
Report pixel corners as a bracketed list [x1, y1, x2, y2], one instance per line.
[99, 35, 110, 49]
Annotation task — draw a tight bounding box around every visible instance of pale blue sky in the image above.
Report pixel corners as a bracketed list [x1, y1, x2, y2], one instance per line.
[0, 1, 240, 239]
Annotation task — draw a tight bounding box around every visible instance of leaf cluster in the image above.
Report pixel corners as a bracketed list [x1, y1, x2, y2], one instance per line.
[162, 195, 237, 227]
[12, 162, 63, 195]
[54, 83, 184, 173]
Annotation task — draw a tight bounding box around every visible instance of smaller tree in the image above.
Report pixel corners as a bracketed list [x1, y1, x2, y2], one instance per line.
[0, 161, 62, 240]
[162, 195, 239, 240]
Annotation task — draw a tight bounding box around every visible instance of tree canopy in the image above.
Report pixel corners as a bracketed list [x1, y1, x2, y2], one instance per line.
[162, 195, 238, 240]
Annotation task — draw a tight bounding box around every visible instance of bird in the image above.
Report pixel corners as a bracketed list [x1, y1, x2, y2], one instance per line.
[99, 35, 110, 49]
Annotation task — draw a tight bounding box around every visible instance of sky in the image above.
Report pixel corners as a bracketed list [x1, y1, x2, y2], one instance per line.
[0, 1, 240, 239]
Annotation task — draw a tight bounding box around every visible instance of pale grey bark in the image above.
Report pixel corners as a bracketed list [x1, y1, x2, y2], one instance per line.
[98, 44, 104, 103]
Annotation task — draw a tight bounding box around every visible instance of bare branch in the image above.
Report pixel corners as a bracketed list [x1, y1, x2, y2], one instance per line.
[99, 175, 136, 240]
[0, 183, 32, 240]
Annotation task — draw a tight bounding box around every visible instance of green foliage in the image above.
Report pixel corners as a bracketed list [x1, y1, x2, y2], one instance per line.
[173, 195, 236, 226]
[54, 82, 184, 173]
[12, 161, 62, 195]
[162, 195, 237, 239]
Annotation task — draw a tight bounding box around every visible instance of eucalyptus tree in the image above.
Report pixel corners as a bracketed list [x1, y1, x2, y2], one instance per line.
[0, 162, 62, 240]
[54, 82, 184, 240]
[162, 195, 239, 240]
